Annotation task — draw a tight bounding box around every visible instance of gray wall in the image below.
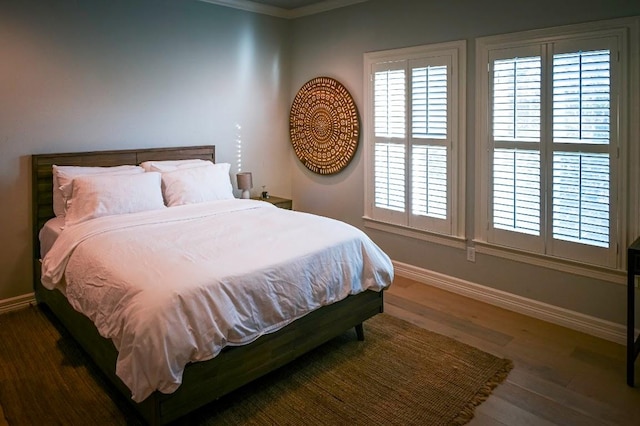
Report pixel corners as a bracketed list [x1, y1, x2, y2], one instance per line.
[288, 0, 640, 326]
[0, 0, 292, 300]
[2, 0, 639, 329]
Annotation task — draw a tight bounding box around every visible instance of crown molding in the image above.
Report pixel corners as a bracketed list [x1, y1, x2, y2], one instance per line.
[198, 0, 368, 19]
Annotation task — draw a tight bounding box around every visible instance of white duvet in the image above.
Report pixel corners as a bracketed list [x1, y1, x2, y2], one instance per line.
[41, 199, 393, 402]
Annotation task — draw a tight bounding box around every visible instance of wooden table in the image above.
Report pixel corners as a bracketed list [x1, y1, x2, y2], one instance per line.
[627, 236, 640, 386]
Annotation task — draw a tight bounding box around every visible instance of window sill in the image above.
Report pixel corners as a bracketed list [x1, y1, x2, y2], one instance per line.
[362, 217, 625, 285]
[362, 216, 466, 250]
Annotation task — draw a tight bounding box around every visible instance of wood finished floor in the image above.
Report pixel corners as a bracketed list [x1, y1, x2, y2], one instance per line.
[386, 275, 640, 426]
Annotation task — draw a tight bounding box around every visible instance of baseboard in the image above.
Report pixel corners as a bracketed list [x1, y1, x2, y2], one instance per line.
[393, 261, 628, 345]
[0, 293, 36, 315]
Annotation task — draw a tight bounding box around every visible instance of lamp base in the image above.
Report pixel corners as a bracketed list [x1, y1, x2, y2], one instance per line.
[241, 190, 250, 199]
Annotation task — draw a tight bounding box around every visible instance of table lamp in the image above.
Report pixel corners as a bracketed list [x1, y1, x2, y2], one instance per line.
[237, 172, 253, 199]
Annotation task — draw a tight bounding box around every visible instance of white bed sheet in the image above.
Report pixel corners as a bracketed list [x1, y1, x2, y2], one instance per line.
[41, 199, 393, 402]
[38, 216, 65, 258]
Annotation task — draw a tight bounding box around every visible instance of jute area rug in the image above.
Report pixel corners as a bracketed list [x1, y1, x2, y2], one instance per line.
[0, 306, 512, 425]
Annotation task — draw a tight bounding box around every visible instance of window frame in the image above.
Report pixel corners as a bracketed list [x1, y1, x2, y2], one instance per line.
[475, 17, 639, 282]
[363, 40, 467, 248]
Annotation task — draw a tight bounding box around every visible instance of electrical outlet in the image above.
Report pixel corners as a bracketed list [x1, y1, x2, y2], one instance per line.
[467, 246, 476, 262]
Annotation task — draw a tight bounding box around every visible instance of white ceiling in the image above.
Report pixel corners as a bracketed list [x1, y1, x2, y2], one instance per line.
[199, 0, 368, 18]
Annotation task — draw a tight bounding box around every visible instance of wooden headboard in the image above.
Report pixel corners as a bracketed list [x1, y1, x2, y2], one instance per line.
[31, 145, 215, 260]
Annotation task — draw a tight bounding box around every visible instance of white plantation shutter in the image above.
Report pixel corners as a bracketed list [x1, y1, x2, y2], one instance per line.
[374, 141, 405, 212]
[484, 35, 620, 267]
[365, 42, 464, 237]
[375, 69, 406, 139]
[412, 65, 447, 139]
[490, 54, 542, 245]
[412, 145, 447, 219]
[492, 57, 541, 142]
[552, 152, 609, 247]
[411, 65, 448, 223]
[551, 49, 611, 249]
[493, 149, 540, 235]
[552, 50, 611, 145]
[374, 66, 406, 214]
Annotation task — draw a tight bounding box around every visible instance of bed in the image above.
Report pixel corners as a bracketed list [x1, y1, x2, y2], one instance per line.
[31, 145, 392, 425]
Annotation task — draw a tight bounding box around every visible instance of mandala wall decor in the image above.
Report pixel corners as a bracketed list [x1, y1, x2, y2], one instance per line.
[289, 77, 360, 175]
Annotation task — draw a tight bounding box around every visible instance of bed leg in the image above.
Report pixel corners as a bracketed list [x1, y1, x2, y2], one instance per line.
[355, 323, 364, 341]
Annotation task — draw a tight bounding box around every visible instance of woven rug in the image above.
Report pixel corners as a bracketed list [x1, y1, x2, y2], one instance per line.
[0, 306, 512, 425]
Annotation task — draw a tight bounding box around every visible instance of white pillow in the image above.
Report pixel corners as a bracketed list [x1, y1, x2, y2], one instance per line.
[52, 165, 144, 217]
[65, 172, 165, 227]
[140, 159, 209, 172]
[161, 163, 234, 207]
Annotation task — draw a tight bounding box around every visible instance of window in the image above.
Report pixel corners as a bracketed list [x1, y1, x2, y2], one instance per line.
[476, 18, 639, 272]
[364, 41, 466, 242]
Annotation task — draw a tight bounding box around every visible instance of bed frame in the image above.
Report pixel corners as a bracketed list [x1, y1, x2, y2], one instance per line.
[31, 145, 384, 425]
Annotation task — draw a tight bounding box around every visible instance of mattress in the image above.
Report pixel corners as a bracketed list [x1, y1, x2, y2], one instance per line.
[40, 199, 394, 402]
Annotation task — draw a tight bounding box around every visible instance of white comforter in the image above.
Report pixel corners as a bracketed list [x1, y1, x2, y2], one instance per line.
[41, 199, 393, 402]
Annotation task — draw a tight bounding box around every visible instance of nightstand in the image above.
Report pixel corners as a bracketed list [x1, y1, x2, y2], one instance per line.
[251, 195, 292, 210]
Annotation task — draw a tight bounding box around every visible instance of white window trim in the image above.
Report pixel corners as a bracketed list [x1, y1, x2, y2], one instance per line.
[475, 16, 640, 282]
[363, 40, 467, 246]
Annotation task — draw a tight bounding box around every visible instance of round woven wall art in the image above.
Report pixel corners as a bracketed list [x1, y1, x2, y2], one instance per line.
[289, 77, 360, 175]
